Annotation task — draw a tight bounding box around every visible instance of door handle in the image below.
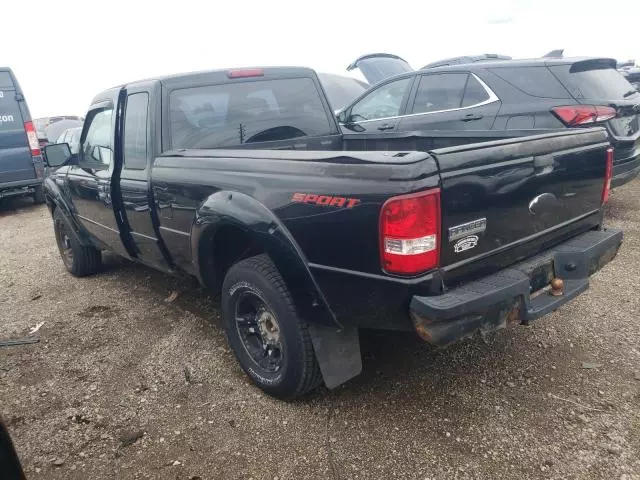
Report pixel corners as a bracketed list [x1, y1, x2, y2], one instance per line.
[377, 123, 395, 131]
[461, 113, 483, 122]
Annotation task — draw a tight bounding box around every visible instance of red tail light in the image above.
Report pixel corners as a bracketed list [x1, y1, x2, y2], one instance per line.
[552, 106, 616, 127]
[602, 146, 614, 204]
[379, 188, 441, 275]
[24, 121, 41, 156]
[227, 69, 264, 79]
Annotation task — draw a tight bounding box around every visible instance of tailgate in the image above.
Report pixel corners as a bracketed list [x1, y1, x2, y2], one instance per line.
[0, 84, 35, 185]
[433, 128, 609, 278]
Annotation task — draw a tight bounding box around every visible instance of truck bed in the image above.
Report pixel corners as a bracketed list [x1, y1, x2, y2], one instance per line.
[152, 127, 609, 284]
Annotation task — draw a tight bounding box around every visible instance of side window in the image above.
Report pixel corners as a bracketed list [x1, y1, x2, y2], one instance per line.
[349, 77, 412, 122]
[490, 66, 570, 98]
[124, 93, 149, 170]
[80, 108, 113, 168]
[462, 75, 491, 107]
[411, 73, 468, 114]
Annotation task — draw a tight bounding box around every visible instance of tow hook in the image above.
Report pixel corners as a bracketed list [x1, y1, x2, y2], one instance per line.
[550, 278, 564, 296]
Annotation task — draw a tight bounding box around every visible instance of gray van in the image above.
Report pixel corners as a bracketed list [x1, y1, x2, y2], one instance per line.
[0, 67, 45, 204]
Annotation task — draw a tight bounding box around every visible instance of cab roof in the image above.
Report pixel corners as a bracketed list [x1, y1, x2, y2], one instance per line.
[91, 66, 318, 105]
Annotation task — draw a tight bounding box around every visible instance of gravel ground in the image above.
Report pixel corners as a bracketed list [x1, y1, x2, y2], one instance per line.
[1, 182, 639, 480]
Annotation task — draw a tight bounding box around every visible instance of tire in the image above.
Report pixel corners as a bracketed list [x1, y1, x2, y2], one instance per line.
[33, 185, 45, 204]
[53, 209, 101, 277]
[221, 254, 323, 399]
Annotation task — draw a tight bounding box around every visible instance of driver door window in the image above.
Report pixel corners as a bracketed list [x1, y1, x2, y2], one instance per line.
[80, 108, 113, 168]
[349, 77, 413, 123]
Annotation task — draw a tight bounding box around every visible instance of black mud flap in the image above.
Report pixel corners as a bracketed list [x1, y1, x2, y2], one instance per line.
[308, 324, 362, 389]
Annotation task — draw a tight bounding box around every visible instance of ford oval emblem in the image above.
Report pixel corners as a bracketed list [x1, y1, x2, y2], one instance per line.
[528, 193, 558, 215]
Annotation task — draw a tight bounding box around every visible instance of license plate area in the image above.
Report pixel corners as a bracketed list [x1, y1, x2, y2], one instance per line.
[529, 260, 555, 296]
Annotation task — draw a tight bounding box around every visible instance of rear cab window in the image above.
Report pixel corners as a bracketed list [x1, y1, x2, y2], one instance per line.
[167, 77, 333, 149]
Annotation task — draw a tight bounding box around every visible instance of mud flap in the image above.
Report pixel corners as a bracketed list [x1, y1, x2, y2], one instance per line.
[308, 324, 362, 389]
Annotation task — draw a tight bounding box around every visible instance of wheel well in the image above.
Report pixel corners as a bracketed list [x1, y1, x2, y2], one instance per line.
[201, 225, 264, 295]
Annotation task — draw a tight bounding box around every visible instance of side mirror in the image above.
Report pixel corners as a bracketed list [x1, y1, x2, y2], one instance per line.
[43, 143, 74, 168]
[336, 110, 348, 124]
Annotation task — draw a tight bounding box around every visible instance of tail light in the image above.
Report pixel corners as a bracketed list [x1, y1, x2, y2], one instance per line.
[552, 106, 616, 127]
[602, 146, 614, 204]
[23, 121, 41, 156]
[379, 188, 441, 275]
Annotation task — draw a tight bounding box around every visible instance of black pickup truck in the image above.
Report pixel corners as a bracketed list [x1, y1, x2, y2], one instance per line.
[42, 66, 622, 399]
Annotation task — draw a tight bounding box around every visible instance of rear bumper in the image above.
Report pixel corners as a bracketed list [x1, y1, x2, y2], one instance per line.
[612, 158, 640, 188]
[0, 178, 43, 199]
[410, 228, 623, 346]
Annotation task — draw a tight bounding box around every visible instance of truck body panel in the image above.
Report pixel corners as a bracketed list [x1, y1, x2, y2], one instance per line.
[43, 66, 621, 393]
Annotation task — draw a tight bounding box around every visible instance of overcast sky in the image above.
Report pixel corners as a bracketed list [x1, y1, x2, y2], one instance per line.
[4, 0, 639, 118]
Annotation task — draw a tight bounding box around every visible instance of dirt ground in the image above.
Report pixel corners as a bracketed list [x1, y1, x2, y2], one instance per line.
[1, 182, 639, 480]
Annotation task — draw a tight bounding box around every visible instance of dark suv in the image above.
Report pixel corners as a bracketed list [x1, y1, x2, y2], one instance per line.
[339, 56, 640, 187]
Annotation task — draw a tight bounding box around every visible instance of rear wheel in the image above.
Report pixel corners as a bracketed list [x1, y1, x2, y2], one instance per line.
[221, 254, 322, 399]
[53, 209, 101, 277]
[33, 185, 45, 204]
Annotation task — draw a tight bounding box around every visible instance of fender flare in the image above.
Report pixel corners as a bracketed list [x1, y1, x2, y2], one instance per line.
[190, 191, 340, 328]
[43, 176, 96, 248]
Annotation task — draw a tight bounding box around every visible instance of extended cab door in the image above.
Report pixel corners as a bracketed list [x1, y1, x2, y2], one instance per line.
[398, 72, 500, 131]
[66, 101, 131, 257]
[339, 75, 415, 134]
[117, 84, 173, 271]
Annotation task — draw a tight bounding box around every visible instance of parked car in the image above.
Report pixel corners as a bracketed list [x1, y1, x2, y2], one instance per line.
[43, 65, 620, 399]
[33, 115, 83, 148]
[347, 53, 414, 85]
[0, 67, 46, 204]
[339, 55, 640, 187]
[54, 125, 83, 153]
[619, 65, 640, 91]
[317, 72, 369, 112]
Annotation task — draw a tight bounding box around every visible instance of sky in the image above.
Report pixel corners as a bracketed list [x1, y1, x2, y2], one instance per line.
[3, 0, 640, 119]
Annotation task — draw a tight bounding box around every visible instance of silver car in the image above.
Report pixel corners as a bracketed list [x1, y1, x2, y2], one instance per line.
[55, 126, 82, 154]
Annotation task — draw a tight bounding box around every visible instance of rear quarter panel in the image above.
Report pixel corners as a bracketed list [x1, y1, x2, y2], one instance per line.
[150, 152, 440, 276]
